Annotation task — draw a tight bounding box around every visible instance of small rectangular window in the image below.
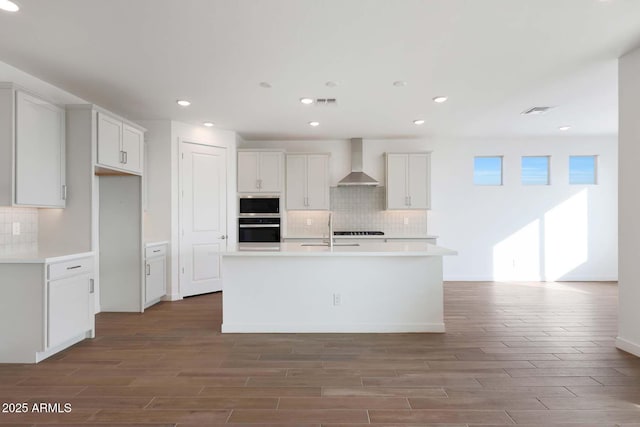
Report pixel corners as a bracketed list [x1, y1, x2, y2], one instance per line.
[569, 155, 597, 185]
[474, 156, 503, 186]
[521, 156, 550, 185]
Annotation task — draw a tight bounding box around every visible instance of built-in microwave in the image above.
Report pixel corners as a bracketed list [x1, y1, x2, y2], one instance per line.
[239, 196, 280, 216]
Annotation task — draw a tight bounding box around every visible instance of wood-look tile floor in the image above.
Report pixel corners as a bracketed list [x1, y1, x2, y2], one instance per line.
[1, 281, 639, 426]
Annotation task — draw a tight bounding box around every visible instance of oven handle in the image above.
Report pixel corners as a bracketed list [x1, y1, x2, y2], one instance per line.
[239, 224, 280, 228]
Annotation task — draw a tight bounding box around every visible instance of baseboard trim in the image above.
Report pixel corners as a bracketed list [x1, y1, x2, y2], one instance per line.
[221, 323, 446, 333]
[443, 276, 618, 282]
[616, 336, 640, 358]
[164, 293, 182, 301]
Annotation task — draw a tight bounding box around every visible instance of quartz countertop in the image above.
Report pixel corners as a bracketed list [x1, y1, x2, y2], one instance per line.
[0, 249, 95, 264]
[145, 241, 169, 247]
[227, 242, 456, 257]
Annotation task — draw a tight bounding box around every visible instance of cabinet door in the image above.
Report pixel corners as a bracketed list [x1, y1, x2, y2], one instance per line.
[306, 155, 330, 210]
[258, 152, 282, 192]
[122, 124, 144, 175]
[48, 274, 91, 349]
[408, 154, 430, 209]
[15, 91, 66, 207]
[145, 256, 166, 303]
[285, 155, 307, 210]
[237, 152, 260, 192]
[386, 154, 409, 209]
[97, 112, 123, 169]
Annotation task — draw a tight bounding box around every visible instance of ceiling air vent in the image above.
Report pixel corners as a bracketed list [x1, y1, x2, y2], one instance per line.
[315, 98, 338, 106]
[521, 106, 553, 115]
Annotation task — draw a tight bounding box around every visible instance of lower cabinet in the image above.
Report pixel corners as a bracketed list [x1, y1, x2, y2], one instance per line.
[0, 253, 95, 363]
[46, 256, 95, 353]
[48, 274, 92, 349]
[145, 242, 167, 308]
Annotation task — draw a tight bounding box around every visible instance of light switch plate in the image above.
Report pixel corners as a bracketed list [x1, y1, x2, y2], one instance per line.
[12, 222, 20, 236]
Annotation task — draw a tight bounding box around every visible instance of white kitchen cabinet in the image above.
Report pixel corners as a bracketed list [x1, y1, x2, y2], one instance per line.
[0, 253, 95, 363]
[0, 84, 66, 207]
[145, 242, 167, 307]
[97, 112, 144, 175]
[385, 153, 431, 210]
[237, 151, 283, 193]
[47, 256, 95, 350]
[286, 154, 330, 210]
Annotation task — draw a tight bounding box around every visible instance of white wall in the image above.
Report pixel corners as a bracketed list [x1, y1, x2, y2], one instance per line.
[141, 120, 237, 300]
[242, 136, 617, 282]
[617, 46, 640, 357]
[432, 136, 617, 282]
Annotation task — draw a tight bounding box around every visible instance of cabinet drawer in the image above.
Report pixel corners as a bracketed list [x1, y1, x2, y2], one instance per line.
[145, 245, 167, 259]
[48, 257, 93, 281]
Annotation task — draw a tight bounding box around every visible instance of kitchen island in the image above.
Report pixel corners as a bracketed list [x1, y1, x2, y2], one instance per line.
[221, 242, 456, 333]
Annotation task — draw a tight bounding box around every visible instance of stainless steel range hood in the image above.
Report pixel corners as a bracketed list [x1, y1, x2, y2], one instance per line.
[337, 138, 379, 186]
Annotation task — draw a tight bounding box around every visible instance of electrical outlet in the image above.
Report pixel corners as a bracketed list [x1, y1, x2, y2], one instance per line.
[333, 293, 342, 306]
[306, 218, 313, 226]
[403, 217, 409, 225]
[12, 222, 20, 236]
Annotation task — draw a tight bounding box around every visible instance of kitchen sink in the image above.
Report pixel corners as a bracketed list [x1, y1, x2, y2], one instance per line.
[301, 243, 360, 247]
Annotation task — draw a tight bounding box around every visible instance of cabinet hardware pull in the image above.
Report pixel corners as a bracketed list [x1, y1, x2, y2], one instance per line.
[62, 185, 67, 200]
[124, 151, 128, 164]
[408, 196, 412, 206]
[146, 264, 151, 276]
[256, 180, 260, 189]
[89, 279, 94, 294]
[66, 265, 81, 270]
[120, 151, 124, 163]
[153, 249, 161, 253]
[239, 224, 280, 228]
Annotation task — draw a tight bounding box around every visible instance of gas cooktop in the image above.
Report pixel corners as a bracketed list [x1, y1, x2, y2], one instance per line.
[333, 231, 385, 236]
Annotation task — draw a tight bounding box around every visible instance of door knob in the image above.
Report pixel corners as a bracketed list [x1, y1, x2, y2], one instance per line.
[220, 235, 227, 240]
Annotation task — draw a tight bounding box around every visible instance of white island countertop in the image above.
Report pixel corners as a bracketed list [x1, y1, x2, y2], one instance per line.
[228, 242, 456, 257]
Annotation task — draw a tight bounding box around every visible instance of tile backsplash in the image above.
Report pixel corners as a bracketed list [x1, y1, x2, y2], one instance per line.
[286, 186, 428, 237]
[0, 207, 38, 249]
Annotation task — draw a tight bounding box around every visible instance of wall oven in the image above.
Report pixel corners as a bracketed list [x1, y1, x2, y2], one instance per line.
[238, 217, 281, 243]
[238, 196, 281, 243]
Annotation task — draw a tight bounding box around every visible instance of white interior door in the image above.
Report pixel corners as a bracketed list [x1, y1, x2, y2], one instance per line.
[180, 142, 227, 297]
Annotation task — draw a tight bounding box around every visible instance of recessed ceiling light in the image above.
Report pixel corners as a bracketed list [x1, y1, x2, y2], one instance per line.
[309, 121, 320, 127]
[203, 122, 214, 127]
[325, 81, 338, 88]
[300, 98, 314, 105]
[0, 0, 19, 12]
[559, 125, 572, 131]
[259, 82, 272, 88]
[413, 119, 425, 125]
[176, 100, 191, 107]
[393, 81, 407, 87]
[432, 96, 448, 103]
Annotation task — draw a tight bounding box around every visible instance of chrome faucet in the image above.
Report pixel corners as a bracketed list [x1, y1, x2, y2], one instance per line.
[328, 211, 334, 248]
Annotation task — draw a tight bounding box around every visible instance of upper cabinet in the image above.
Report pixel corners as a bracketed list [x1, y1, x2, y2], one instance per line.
[286, 154, 330, 210]
[0, 84, 66, 208]
[237, 151, 283, 193]
[97, 112, 143, 175]
[385, 152, 431, 210]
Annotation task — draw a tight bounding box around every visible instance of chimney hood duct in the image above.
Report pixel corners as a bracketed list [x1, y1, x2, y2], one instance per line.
[337, 138, 379, 186]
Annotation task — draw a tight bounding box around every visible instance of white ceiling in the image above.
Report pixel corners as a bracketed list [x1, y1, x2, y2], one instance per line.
[0, 0, 638, 140]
